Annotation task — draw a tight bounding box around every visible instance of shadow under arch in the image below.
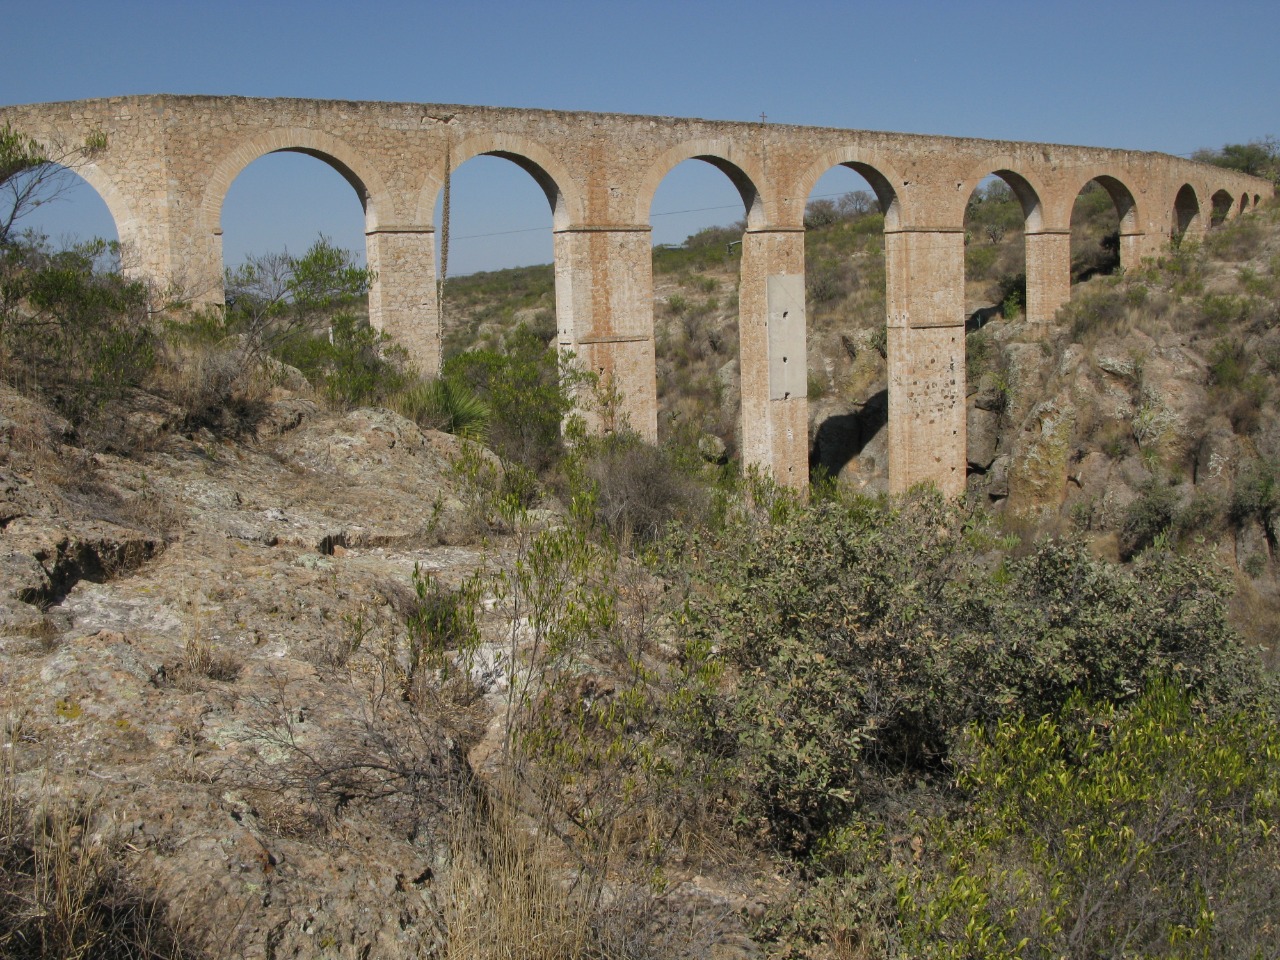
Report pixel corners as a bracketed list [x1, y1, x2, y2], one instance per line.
[414, 132, 582, 230]
[810, 389, 888, 478]
[1210, 189, 1235, 226]
[634, 140, 773, 229]
[1173, 183, 1201, 239]
[200, 128, 393, 237]
[794, 150, 906, 230]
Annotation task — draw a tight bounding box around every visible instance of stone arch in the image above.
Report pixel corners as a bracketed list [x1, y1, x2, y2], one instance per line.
[1210, 189, 1234, 226]
[794, 150, 905, 230]
[634, 140, 773, 229]
[1173, 184, 1201, 239]
[17, 136, 140, 251]
[53, 161, 138, 248]
[413, 132, 582, 230]
[199, 128, 392, 236]
[955, 162, 1047, 231]
[1067, 173, 1141, 234]
[1240, 194, 1250, 214]
[959, 164, 1049, 327]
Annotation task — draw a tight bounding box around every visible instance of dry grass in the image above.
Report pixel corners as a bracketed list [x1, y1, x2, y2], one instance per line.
[1229, 576, 1280, 673]
[443, 789, 599, 960]
[0, 728, 192, 958]
[169, 609, 242, 691]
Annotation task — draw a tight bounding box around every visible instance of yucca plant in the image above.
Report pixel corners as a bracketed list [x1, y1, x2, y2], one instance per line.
[392, 377, 491, 442]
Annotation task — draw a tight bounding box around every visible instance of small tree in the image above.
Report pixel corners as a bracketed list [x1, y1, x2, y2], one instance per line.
[223, 235, 373, 354]
[1193, 137, 1280, 183]
[1, 124, 51, 248]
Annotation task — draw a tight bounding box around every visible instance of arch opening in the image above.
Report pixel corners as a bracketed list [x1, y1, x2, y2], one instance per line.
[1069, 179, 1130, 284]
[432, 153, 558, 359]
[220, 151, 368, 271]
[1210, 189, 1234, 227]
[1173, 184, 1201, 242]
[649, 158, 756, 459]
[964, 172, 1041, 323]
[218, 151, 378, 393]
[3, 161, 121, 251]
[802, 163, 899, 490]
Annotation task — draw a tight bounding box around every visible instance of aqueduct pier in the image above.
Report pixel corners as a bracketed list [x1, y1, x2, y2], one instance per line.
[2, 95, 1272, 494]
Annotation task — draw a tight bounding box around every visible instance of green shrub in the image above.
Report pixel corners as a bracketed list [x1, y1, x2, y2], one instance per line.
[274, 312, 410, 409]
[391, 377, 491, 441]
[1201, 294, 1250, 331]
[1230, 458, 1280, 538]
[666, 489, 1262, 852]
[896, 681, 1280, 959]
[442, 323, 581, 475]
[1119, 479, 1223, 559]
[965, 244, 998, 281]
[995, 272, 1026, 318]
[1208, 337, 1249, 387]
[0, 237, 155, 431]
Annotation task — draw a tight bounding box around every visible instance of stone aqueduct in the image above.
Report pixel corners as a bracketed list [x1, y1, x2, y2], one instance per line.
[2, 95, 1273, 493]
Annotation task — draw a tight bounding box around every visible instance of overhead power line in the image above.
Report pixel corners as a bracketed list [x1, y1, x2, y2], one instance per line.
[448, 190, 858, 243]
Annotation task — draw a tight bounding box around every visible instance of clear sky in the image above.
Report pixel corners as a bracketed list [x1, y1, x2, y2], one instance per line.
[4, 0, 1278, 274]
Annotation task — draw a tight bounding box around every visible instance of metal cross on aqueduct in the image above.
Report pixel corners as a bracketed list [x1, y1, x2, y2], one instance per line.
[2, 95, 1272, 493]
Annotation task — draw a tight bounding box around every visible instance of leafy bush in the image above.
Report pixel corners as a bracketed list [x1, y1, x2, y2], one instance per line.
[896, 681, 1280, 959]
[1119, 479, 1223, 558]
[274, 312, 410, 409]
[442, 323, 580, 475]
[0, 237, 155, 432]
[666, 489, 1264, 852]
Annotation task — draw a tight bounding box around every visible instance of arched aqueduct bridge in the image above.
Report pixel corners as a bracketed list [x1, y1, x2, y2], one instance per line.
[2, 95, 1272, 494]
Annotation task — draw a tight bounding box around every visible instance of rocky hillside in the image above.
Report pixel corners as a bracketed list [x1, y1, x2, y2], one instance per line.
[2, 387, 474, 956]
[0, 363, 778, 957]
[2, 164, 1278, 957]
[444, 197, 1280, 660]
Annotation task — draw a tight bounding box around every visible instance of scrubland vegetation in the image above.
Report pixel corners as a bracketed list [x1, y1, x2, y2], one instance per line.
[3, 125, 1280, 958]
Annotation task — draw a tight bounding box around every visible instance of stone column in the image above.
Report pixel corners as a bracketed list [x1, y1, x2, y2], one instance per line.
[740, 228, 808, 489]
[884, 227, 966, 497]
[1024, 229, 1071, 329]
[1119, 230, 1168, 270]
[119, 171, 222, 311]
[554, 225, 657, 440]
[367, 227, 440, 374]
[187, 228, 225, 309]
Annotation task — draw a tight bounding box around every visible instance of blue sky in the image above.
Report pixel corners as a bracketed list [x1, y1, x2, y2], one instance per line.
[4, 0, 1278, 274]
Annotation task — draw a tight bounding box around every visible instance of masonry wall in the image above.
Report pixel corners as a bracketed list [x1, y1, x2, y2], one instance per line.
[1, 95, 1271, 493]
